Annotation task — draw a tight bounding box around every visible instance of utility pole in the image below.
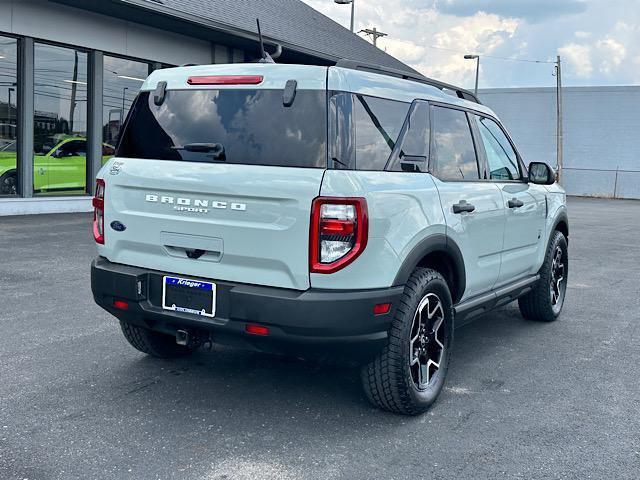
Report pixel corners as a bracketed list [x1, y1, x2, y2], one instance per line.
[359, 27, 388, 47]
[69, 51, 78, 133]
[122, 87, 129, 124]
[555, 55, 563, 183]
[7, 87, 14, 124]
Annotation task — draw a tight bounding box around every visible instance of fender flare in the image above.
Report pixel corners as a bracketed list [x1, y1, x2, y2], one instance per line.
[392, 233, 466, 302]
[550, 208, 569, 242]
[0, 168, 16, 180]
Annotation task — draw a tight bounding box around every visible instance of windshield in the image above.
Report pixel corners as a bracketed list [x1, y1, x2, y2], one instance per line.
[117, 89, 327, 168]
[0, 141, 16, 153]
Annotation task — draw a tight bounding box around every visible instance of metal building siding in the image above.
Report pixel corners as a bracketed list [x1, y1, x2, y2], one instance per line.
[480, 86, 640, 199]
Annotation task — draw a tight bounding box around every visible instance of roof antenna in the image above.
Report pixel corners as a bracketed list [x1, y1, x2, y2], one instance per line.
[256, 19, 275, 63]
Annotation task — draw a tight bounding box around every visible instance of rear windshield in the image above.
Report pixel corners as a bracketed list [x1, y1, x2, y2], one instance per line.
[117, 89, 327, 168]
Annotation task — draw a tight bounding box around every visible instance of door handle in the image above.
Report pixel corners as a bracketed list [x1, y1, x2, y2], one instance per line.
[452, 200, 476, 214]
[508, 198, 524, 209]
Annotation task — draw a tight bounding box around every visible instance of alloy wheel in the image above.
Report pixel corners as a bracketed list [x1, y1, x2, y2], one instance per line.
[409, 293, 445, 390]
[1, 175, 17, 196]
[550, 245, 566, 312]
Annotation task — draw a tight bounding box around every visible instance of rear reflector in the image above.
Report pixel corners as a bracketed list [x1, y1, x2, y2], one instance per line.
[245, 324, 269, 336]
[187, 75, 264, 86]
[113, 299, 129, 311]
[373, 303, 392, 315]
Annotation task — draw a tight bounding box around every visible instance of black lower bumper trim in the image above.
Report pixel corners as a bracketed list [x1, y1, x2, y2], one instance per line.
[91, 257, 403, 360]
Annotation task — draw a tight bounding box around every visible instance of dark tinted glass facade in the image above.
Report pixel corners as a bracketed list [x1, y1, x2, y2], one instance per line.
[118, 89, 327, 168]
[33, 43, 88, 195]
[0, 36, 18, 196]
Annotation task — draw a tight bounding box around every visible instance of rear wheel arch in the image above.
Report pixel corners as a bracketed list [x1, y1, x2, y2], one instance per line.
[393, 234, 466, 304]
[554, 216, 569, 241]
[0, 169, 17, 195]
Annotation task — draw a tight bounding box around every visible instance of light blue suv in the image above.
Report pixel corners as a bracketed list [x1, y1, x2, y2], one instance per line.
[91, 61, 568, 415]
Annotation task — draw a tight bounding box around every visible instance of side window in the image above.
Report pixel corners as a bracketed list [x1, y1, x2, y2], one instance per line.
[354, 95, 410, 171]
[57, 140, 87, 158]
[431, 107, 479, 181]
[388, 100, 430, 172]
[475, 116, 520, 180]
[102, 144, 115, 157]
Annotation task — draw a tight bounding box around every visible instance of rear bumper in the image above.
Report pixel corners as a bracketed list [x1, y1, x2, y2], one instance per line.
[91, 257, 403, 360]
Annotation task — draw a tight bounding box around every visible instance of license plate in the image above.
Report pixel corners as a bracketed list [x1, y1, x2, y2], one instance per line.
[162, 276, 216, 318]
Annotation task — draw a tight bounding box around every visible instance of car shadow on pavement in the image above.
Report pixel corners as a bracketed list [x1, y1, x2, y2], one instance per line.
[100, 303, 546, 423]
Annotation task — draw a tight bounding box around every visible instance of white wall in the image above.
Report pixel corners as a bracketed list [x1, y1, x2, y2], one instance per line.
[0, 0, 213, 65]
[480, 86, 640, 199]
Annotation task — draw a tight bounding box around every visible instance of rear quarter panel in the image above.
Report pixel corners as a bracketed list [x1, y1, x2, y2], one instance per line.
[313, 171, 445, 290]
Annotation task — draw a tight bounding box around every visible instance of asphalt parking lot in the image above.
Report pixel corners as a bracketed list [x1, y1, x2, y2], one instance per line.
[1, 197, 639, 480]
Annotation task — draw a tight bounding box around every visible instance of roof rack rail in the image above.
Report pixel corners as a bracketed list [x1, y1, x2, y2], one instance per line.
[335, 59, 481, 104]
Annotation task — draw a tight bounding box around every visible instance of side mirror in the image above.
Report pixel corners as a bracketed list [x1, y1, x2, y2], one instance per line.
[528, 162, 556, 185]
[400, 155, 427, 173]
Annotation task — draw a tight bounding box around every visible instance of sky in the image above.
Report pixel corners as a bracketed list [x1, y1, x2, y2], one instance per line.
[301, 0, 640, 89]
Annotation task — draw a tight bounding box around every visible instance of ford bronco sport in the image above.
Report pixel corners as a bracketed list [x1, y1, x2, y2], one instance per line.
[91, 61, 568, 415]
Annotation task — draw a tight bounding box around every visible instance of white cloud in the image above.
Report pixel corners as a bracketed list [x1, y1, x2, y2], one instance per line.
[559, 23, 633, 81]
[558, 42, 593, 78]
[303, 0, 519, 87]
[596, 37, 627, 74]
[302, 0, 640, 87]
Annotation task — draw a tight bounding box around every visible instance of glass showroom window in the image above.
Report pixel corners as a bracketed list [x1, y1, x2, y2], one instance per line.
[0, 36, 18, 196]
[33, 43, 88, 195]
[103, 55, 150, 150]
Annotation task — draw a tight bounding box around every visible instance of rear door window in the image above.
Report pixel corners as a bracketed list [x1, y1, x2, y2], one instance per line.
[117, 89, 327, 168]
[431, 106, 479, 181]
[388, 100, 430, 172]
[353, 95, 410, 171]
[57, 140, 87, 158]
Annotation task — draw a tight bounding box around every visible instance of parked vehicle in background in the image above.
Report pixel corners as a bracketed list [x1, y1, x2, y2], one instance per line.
[90, 62, 569, 415]
[0, 137, 115, 195]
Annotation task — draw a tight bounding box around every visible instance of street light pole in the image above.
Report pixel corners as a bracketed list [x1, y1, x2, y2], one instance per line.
[464, 54, 480, 96]
[334, 0, 355, 33]
[555, 55, 563, 183]
[350, 0, 354, 33]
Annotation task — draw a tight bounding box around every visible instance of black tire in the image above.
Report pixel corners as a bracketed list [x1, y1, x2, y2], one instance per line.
[120, 322, 196, 358]
[518, 230, 568, 322]
[0, 171, 17, 196]
[361, 268, 454, 415]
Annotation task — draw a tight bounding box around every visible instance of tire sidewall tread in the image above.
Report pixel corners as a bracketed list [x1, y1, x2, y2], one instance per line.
[361, 267, 454, 415]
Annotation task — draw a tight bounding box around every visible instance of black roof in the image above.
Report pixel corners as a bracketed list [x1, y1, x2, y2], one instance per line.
[51, 0, 417, 73]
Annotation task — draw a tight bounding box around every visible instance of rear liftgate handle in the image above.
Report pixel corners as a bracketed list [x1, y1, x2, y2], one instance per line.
[452, 200, 476, 214]
[508, 198, 524, 209]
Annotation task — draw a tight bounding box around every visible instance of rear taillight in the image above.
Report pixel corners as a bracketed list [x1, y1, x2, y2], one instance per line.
[92, 178, 105, 244]
[310, 197, 368, 274]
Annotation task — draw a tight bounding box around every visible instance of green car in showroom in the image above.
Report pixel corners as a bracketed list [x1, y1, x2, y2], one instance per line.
[0, 136, 115, 195]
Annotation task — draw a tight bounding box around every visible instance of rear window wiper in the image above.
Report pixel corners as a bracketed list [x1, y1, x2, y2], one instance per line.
[171, 143, 226, 160]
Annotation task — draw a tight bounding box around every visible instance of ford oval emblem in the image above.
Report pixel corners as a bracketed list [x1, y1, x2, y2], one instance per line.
[110, 221, 126, 232]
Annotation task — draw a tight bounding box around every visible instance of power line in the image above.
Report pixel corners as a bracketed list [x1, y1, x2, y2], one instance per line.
[422, 44, 556, 64]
